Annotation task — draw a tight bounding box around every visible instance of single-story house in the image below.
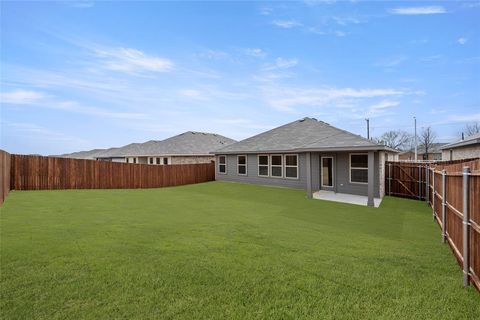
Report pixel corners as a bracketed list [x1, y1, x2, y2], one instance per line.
[96, 131, 236, 165]
[213, 117, 398, 207]
[440, 133, 480, 160]
[398, 143, 447, 161]
[58, 147, 120, 160]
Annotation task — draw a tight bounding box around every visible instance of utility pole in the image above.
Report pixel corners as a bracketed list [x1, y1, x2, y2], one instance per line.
[414, 116, 418, 161]
[366, 118, 370, 139]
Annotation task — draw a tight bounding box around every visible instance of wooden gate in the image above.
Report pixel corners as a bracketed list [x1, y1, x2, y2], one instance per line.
[385, 162, 428, 200]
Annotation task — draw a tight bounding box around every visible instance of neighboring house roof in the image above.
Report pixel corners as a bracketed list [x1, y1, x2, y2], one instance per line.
[58, 148, 120, 160]
[440, 133, 480, 150]
[399, 143, 448, 155]
[97, 131, 236, 158]
[215, 117, 396, 154]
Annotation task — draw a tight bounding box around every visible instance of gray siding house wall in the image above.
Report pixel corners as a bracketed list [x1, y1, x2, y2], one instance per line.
[214, 118, 397, 205]
[216, 151, 381, 197]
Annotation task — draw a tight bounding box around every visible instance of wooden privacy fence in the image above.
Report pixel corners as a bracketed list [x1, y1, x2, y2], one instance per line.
[8, 154, 215, 191]
[386, 159, 480, 291]
[0, 150, 11, 204]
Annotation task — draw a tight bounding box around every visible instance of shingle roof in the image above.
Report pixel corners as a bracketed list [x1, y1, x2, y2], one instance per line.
[400, 143, 448, 155]
[98, 132, 236, 157]
[58, 147, 120, 160]
[440, 133, 480, 150]
[215, 117, 393, 154]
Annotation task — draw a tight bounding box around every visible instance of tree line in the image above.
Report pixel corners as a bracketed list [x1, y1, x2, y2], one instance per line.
[374, 122, 480, 156]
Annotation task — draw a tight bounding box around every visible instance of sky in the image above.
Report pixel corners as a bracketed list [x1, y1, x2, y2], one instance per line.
[1, 0, 479, 155]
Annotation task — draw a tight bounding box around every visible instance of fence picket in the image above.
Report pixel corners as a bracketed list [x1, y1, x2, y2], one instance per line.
[386, 158, 480, 292]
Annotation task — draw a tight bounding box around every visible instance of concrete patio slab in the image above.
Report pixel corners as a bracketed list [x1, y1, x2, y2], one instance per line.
[313, 190, 382, 207]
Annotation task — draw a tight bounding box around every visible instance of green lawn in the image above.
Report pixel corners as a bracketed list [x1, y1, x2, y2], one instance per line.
[1, 181, 478, 319]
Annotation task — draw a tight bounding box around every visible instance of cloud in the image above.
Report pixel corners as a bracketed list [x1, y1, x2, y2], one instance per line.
[196, 49, 229, 60]
[262, 86, 411, 112]
[70, 1, 95, 8]
[4, 122, 89, 145]
[364, 100, 401, 118]
[1, 88, 147, 119]
[304, 0, 337, 5]
[447, 113, 480, 122]
[178, 89, 205, 100]
[389, 6, 446, 15]
[458, 37, 468, 45]
[1, 90, 46, 104]
[462, 2, 480, 8]
[375, 55, 407, 68]
[334, 31, 347, 37]
[369, 100, 400, 110]
[245, 48, 267, 58]
[272, 20, 302, 29]
[259, 7, 273, 15]
[263, 58, 298, 71]
[332, 16, 362, 26]
[94, 47, 174, 74]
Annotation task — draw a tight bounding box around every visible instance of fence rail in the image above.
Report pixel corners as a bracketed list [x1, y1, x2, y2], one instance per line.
[0, 150, 11, 204]
[9, 154, 215, 191]
[386, 158, 480, 291]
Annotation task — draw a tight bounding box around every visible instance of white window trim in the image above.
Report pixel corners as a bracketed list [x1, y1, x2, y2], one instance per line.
[257, 154, 269, 177]
[237, 155, 248, 176]
[284, 154, 299, 180]
[270, 154, 283, 178]
[321, 156, 334, 187]
[218, 155, 227, 174]
[349, 153, 368, 185]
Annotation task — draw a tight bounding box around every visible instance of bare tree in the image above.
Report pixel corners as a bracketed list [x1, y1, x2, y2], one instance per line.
[375, 130, 413, 150]
[464, 122, 480, 136]
[420, 127, 437, 160]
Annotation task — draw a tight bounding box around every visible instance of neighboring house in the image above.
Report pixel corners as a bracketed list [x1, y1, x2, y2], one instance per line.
[398, 143, 447, 161]
[96, 131, 236, 165]
[214, 117, 398, 206]
[440, 133, 480, 160]
[58, 147, 120, 160]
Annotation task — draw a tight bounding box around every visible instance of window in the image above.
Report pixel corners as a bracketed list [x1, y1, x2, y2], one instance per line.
[149, 157, 154, 165]
[156, 157, 161, 165]
[258, 155, 269, 177]
[350, 154, 368, 184]
[126, 158, 130, 164]
[237, 155, 247, 175]
[163, 157, 168, 165]
[284, 154, 298, 179]
[321, 157, 333, 187]
[218, 155, 226, 174]
[270, 155, 283, 177]
[133, 158, 137, 164]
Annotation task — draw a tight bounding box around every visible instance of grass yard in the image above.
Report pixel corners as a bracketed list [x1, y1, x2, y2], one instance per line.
[1, 181, 479, 319]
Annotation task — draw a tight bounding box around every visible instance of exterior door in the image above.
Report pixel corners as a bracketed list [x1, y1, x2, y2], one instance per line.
[321, 156, 334, 189]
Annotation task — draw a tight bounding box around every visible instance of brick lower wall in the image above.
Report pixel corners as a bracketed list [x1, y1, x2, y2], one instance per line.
[442, 145, 480, 160]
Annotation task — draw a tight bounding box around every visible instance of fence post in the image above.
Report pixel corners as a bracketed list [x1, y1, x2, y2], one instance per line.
[432, 168, 435, 221]
[425, 165, 429, 205]
[418, 165, 422, 200]
[442, 169, 446, 243]
[388, 163, 391, 196]
[463, 166, 470, 287]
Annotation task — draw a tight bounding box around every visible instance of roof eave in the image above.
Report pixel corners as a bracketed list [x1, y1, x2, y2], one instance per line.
[97, 153, 214, 158]
[213, 145, 393, 154]
[440, 139, 480, 150]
